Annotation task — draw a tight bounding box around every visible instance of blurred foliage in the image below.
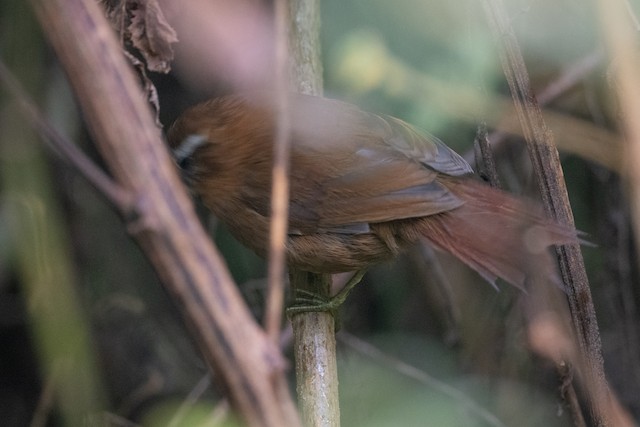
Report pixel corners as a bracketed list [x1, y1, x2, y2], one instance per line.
[0, 1, 106, 426]
[0, 0, 639, 426]
[337, 333, 569, 427]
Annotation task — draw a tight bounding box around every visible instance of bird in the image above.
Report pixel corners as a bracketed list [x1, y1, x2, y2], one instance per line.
[167, 92, 576, 310]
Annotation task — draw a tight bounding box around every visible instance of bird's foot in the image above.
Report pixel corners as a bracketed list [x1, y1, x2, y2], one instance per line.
[286, 270, 366, 319]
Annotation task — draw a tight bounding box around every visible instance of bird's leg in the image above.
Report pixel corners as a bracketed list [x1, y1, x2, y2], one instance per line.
[286, 270, 367, 318]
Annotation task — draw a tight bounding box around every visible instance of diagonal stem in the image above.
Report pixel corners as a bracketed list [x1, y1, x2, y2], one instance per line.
[0, 59, 135, 215]
[482, 0, 609, 425]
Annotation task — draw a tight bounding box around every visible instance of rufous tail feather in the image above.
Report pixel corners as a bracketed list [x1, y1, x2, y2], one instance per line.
[418, 178, 578, 289]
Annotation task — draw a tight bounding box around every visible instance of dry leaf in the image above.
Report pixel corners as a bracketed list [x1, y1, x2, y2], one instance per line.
[125, 50, 162, 126]
[101, 0, 178, 73]
[129, 0, 178, 73]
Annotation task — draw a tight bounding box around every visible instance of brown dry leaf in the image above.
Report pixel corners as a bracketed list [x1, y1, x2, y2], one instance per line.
[100, 0, 178, 73]
[129, 0, 178, 73]
[125, 51, 162, 126]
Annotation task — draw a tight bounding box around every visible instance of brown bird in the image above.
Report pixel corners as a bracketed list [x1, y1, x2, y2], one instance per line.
[167, 92, 575, 306]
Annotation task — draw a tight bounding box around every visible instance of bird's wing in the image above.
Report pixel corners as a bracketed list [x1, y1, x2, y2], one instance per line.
[380, 115, 473, 177]
[285, 94, 473, 234]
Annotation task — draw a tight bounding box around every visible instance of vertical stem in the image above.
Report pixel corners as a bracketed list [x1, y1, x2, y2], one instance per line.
[473, 123, 502, 189]
[290, 271, 340, 427]
[285, 0, 340, 425]
[288, 0, 323, 95]
[265, 0, 292, 342]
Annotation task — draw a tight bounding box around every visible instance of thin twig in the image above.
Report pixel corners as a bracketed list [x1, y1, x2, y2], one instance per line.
[264, 0, 292, 343]
[473, 123, 502, 189]
[536, 50, 604, 106]
[475, 50, 604, 155]
[482, 0, 609, 425]
[167, 375, 213, 427]
[338, 332, 507, 427]
[0, 58, 134, 214]
[558, 363, 587, 427]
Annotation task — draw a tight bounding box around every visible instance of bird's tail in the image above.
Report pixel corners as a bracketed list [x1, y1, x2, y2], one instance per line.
[417, 178, 578, 289]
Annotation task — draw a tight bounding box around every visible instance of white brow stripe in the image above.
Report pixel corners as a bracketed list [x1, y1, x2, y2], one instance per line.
[173, 134, 207, 163]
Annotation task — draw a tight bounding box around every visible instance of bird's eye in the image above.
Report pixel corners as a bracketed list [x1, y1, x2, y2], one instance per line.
[173, 134, 207, 170]
[177, 154, 193, 172]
